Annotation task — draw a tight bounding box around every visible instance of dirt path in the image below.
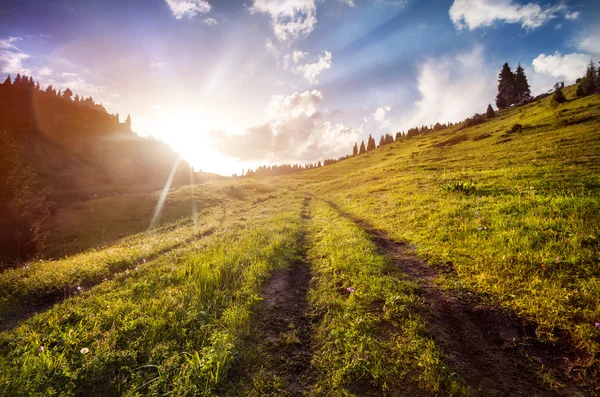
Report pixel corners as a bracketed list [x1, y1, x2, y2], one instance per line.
[331, 207, 587, 396]
[223, 200, 315, 396]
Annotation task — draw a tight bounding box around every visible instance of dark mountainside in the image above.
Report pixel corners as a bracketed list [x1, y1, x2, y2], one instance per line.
[0, 74, 196, 205]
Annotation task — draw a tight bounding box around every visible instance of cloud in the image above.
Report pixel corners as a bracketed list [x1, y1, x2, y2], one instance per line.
[577, 29, 600, 55]
[0, 36, 32, 75]
[449, 0, 573, 30]
[532, 52, 590, 82]
[373, 106, 392, 128]
[208, 90, 357, 161]
[565, 11, 580, 20]
[38, 67, 53, 76]
[204, 17, 218, 26]
[164, 0, 211, 19]
[251, 0, 317, 42]
[400, 46, 495, 130]
[287, 51, 333, 84]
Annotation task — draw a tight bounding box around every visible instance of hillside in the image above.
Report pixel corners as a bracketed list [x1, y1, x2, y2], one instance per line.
[0, 87, 599, 396]
[0, 75, 207, 205]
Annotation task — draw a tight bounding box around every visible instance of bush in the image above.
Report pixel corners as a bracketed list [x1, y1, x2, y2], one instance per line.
[509, 123, 522, 133]
[0, 131, 51, 267]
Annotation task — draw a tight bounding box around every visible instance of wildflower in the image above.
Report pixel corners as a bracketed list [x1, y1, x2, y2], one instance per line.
[80, 347, 89, 354]
[477, 227, 482, 231]
[38, 346, 44, 352]
[346, 287, 355, 293]
[595, 322, 600, 329]
[77, 286, 82, 291]
[556, 257, 561, 262]
[483, 227, 487, 230]
[541, 264, 546, 271]
[89, 314, 93, 319]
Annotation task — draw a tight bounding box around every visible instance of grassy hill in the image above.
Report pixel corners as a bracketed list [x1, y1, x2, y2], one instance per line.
[0, 87, 599, 396]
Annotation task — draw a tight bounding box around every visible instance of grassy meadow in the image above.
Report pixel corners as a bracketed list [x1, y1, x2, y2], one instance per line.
[278, 87, 600, 382]
[0, 88, 598, 395]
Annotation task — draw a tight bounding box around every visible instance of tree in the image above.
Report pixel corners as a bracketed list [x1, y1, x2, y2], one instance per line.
[352, 142, 358, 157]
[367, 134, 376, 151]
[62, 88, 73, 100]
[125, 113, 132, 129]
[378, 135, 385, 147]
[514, 64, 531, 103]
[485, 104, 495, 118]
[496, 63, 516, 109]
[0, 131, 50, 266]
[2, 75, 10, 86]
[359, 140, 366, 154]
[583, 60, 597, 95]
[552, 85, 567, 105]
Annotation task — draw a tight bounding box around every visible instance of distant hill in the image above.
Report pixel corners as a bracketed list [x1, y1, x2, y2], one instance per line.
[0, 74, 217, 206]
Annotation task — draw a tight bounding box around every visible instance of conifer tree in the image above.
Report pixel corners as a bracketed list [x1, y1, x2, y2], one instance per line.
[359, 140, 366, 154]
[496, 63, 516, 109]
[583, 60, 597, 95]
[514, 64, 531, 103]
[352, 142, 358, 157]
[485, 104, 495, 118]
[125, 114, 132, 129]
[367, 134, 376, 151]
[378, 135, 385, 147]
[2, 75, 10, 85]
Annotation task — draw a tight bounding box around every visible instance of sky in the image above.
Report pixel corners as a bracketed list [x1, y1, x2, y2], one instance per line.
[1, 0, 599, 175]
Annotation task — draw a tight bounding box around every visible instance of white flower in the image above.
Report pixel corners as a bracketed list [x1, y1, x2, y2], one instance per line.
[80, 347, 89, 354]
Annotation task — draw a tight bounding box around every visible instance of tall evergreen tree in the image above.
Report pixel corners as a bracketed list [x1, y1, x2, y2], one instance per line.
[583, 60, 597, 95]
[496, 63, 516, 109]
[514, 64, 531, 103]
[125, 113, 132, 128]
[2, 75, 10, 85]
[485, 104, 495, 118]
[359, 140, 366, 154]
[352, 142, 358, 157]
[378, 135, 385, 147]
[367, 134, 376, 151]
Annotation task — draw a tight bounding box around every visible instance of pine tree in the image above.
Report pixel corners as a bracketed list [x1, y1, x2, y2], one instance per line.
[62, 88, 73, 100]
[378, 135, 385, 147]
[583, 61, 597, 95]
[596, 61, 600, 93]
[359, 141, 366, 154]
[125, 114, 132, 129]
[367, 134, 376, 151]
[2, 75, 11, 85]
[496, 63, 516, 109]
[514, 64, 531, 103]
[352, 142, 358, 157]
[485, 104, 495, 118]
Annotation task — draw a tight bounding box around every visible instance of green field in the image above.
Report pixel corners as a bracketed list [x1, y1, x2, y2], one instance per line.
[1, 88, 599, 396]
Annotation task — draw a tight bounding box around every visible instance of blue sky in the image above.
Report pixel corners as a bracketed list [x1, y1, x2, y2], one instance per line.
[1, 0, 599, 174]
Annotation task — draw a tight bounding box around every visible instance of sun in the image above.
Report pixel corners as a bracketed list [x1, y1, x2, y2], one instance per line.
[135, 110, 235, 175]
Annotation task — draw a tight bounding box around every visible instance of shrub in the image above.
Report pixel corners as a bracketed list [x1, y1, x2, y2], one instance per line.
[508, 123, 522, 133]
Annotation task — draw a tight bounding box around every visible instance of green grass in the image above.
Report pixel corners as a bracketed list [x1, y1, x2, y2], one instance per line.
[0, 189, 305, 396]
[277, 89, 600, 377]
[306, 200, 465, 395]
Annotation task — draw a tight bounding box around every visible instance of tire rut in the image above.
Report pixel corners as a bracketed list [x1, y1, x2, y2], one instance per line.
[223, 199, 315, 396]
[330, 205, 588, 396]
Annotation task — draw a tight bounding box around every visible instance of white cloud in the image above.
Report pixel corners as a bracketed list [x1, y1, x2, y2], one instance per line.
[0, 36, 31, 75]
[373, 106, 392, 128]
[251, 0, 317, 42]
[38, 67, 53, 76]
[401, 46, 495, 130]
[208, 90, 357, 161]
[164, 0, 211, 19]
[565, 11, 580, 20]
[292, 51, 332, 84]
[150, 61, 164, 69]
[449, 0, 573, 30]
[204, 17, 218, 26]
[532, 52, 590, 82]
[577, 30, 600, 55]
